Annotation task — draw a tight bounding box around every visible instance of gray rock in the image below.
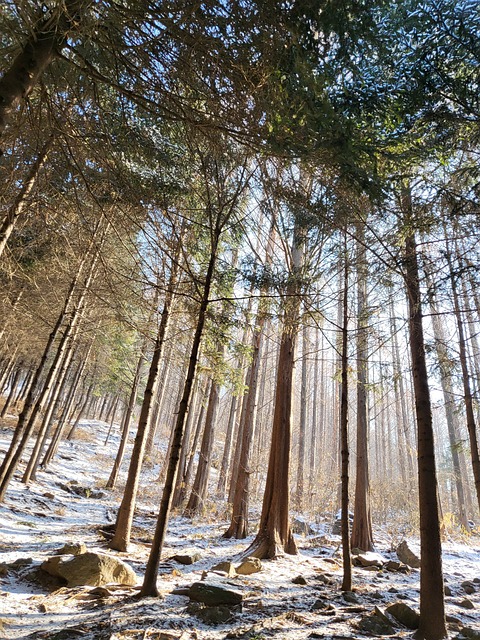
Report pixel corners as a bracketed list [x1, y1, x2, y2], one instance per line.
[188, 581, 243, 606]
[356, 552, 385, 568]
[461, 580, 475, 595]
[343, 591, 360, 604]
[460, 627, 480, 639]
[396, 540, 420, 568]
[358, 612, 394, 635]
[172, 552, 201, 565]
[445, 584, 453, 596]
[457, 598, 475, 610]
[41, 552, 137, 587]
[385, 602, 419, 629]
[292, 517, 314, 535]
[236, 557, 262, 575]
[385, 560, 401, 571]
[189, 603, 238, 625]
[292, 575, 307, 585]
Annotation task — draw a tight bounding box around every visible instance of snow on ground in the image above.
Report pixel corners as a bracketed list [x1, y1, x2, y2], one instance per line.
[0, 419, 479, 640]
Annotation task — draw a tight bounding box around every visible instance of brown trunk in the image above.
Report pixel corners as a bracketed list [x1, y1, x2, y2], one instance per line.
[0, 136, 53, 255]
[109, 264, 178, 552]
[106, 351, 145, 489]
[351, 222, 374, 552]
[216, 392, 239, 498]
[0, 226, 102, 498]
[339, 248, 352, 591]
[42, 346, 91, 467]
[0, 2, 89, 144]
[444, 238, 480, 515]
[172, 377, 209, 509]
[224, 303, 267, 539]
[141, 230, 220, 596]
[0, 363, 23, 418]
[426, 271, 470, 529]
[295, 323, 308, 511]
[184, 364, 222, 516]
[243, 215, 305, 559]
[403, 190, 446, 640]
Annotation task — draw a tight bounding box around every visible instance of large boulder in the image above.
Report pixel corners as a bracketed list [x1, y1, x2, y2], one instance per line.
[354, 552, 386, 568]
[188, 580, 243, 606]
[41, 552, 137, 587]
[385, 602, 419, 629]
[396, 540, 420, 568]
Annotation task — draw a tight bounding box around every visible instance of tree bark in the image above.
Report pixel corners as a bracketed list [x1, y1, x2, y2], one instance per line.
[109, 264, 178, 552]
[0, 136, 53, 256]
[444, 244, 480, 516]
[0, 1, 89, 144]
[351, 222, 374, 552]
[403, 190, 446, 640]
[339, 248, 352, 591]
[141, 229, 220, 597]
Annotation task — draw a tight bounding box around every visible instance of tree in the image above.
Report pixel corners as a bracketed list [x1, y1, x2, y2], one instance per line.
[402, 185, 447, 640]
[351, 219, 374, 552]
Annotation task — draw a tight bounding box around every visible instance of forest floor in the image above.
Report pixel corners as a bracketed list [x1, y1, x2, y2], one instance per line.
[0, 419, 479, 640]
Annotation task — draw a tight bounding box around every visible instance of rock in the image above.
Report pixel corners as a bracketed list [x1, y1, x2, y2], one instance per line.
[189, 602, 238, 625]
[292, 575, 307, 585]
[457, 598, 475, 609]
[396, 540, 420, 568]
[43, 492, 55, 500]
[461, 580, 475, 595]
[385, 602, 419, 629]
[0, 564, 8, 576]
[311, 599, 335, 613]
[292, 517, 314, 535]
[445, 584, 453, 596]
[41, 555, 65, 578]
[460, 627, 480, 639]
[188, 581, 243, 606]
[236, 557, 262, 575]
[10, 557, 33, 568]
[41, 552, 137, 587]
[172, 553, 201, 565]
[343, 591, 360, 604]
[211, 561, 236, 577]
[332, 511, 354, 535]
[56, 542, 87, 556]
[358, 612, 394, 635]
[356, 552, 385, 568]
[385, 560, 401, 571]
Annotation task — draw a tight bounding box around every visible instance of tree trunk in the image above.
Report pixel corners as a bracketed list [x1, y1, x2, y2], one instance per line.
[0, 363, 23, 418]
[0, 232, 100, 499]
[295, 323, 308, 511]
[339, 248, 352, 591]
[0, 136, 53, 256]
[141, 229, 220, 597]
[172, 378, 209, 509]
[351, 222, 374, 552]
[224, 301, 267, 538]
[242, 216, 305, 559]
[109, 263, 178, 552]
[403, 192, 446, 640]
[0, 1, 89, 143]
[426, 271, 470, 529]
[106, 351, 145, 489]
[184, 363, 222, 516]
